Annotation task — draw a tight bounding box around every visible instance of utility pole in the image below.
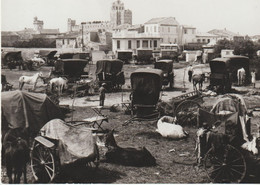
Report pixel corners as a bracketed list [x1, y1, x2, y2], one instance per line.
[81, 22, 86, 51]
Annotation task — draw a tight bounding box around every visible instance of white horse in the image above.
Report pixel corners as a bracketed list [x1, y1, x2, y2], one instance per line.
[49, 77, 68, 95]
[19, 72, 43, 90]
[237, 68, 246, 86]
[31, 57, 45, 66]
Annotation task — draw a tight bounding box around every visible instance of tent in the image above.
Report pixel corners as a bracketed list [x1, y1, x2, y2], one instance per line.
[1, 90, 63, 135]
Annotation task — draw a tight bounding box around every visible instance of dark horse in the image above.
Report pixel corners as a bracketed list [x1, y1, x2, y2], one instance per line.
[104, 130, 156, 167]
[192, 73, 205, 91]
[3, 128, 29, 184]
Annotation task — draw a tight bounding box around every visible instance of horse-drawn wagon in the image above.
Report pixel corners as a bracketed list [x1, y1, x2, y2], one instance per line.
[209, 56, 250, 93]
[38, 50, 57, 66]
[1, 51, 24, 70]
[134, 49, 154, 65]
[1, 91, 100, 183]
[196, 94, 260, 183]
[53, 58, 94, 96]
[154, 60, 175, 89]
[116, 50, 133, 64]
[95, 59, 125, 92]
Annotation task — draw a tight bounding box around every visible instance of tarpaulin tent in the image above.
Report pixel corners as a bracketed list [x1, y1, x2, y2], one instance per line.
[1, 51, 23, 65]
[1, 90, 63, 135]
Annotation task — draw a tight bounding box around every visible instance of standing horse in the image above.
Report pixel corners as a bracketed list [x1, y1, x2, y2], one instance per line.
[19, 72, 43, 90]
[237, 67, 246, 86]
[192, 73, 205, 91]
[3, 128, 29, 184]
[49, 77, 68, 95]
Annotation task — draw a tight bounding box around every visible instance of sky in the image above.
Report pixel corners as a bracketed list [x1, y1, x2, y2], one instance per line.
[1, 0, 260, 36]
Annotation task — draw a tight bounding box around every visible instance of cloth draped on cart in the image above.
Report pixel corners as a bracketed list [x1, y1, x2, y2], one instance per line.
[40, 119, 95, 165]
[1, 90, 63, 135]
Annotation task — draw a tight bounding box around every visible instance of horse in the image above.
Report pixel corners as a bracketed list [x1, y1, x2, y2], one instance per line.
[31, 57, 45, 66]
[49, 77, 68, 95]
[237, 67, 246, 86]
[104, 130, 156, 167]
[192, 73, 205, 91]
[3, 128, 29, 184]
[18, 72, 43, 90]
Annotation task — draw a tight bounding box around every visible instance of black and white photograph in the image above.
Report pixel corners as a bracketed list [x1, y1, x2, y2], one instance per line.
[1, 0, 260, 183]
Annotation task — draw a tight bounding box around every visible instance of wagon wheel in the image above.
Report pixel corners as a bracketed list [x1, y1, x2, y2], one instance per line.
[86, 144, 100, 169]
[30, 140, 56, 183]
[175, 100, 201, 127]
[204, 144, 246, 183]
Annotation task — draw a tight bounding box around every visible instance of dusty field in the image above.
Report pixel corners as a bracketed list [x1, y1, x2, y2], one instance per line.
[1, 61, 260, 183]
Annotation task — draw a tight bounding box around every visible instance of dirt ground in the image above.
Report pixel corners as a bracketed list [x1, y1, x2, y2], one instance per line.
[1, 62, 260, 183]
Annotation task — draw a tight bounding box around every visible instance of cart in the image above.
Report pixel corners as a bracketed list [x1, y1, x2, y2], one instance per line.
[209, 56, 250, 93]
[123, 68, 163, 124]
[1, 51, 24, 70]
[196, 94, 260, 183]
[53, 59, 93, 96]
[95, 59, 125, 92]
[170, 90, 202, 127]
[154, 60, 175, 89]
[30, 119, 100, 182]
[38, 50, 57, 66]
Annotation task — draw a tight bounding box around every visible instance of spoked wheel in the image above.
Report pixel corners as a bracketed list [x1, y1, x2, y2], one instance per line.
[30, 140, 56, 183]
[86, 144, 100, 169]
[175, 100, 201, 127]
[204, 144, 246, 183]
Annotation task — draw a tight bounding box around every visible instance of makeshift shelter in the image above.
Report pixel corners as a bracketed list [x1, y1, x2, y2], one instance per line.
[1, 90, 63, 135]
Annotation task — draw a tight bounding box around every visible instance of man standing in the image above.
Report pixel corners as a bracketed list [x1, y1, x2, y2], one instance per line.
[99, 83, 106, 106]
[187, 64, 194, 82]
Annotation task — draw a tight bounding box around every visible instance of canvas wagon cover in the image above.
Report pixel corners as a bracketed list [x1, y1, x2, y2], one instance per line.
[131, 68, 163, 105]
[40, 119, 95, 165]
[39, 50, 57, 59]
[1, 90, 63, 134]
[96, 60, 123, 75]
[2, 51, 23, 65]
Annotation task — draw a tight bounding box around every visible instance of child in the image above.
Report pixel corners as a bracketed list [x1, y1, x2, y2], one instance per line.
[251, 70, 256, 88]
[99, 83, 106, 106]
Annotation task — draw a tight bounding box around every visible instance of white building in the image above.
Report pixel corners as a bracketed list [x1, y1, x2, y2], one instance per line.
[179, 25, 196, 45]
[144, 17, 179, 44]
[110, 0, 132, 28]
[196, 32, 218, 44]
[112, 30, 162, 54]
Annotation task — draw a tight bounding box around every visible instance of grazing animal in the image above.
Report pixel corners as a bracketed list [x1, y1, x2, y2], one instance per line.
[156, 116, 189, 139]
[19, 72, 43, 90]
[49, 77, 68, 95]
[192, 73, 205, 91]
[3, 128, 29, 184]
[237, 67, 246, 86]
[104, 130, 156, 167]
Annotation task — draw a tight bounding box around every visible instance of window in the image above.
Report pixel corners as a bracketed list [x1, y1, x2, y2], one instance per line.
[128, 40, 131, 49]
[62, 39, 65, 45]
[146, 27, 148, 32]
[208, 39, 210, 43]
[117, 40, 120, 49]
[143, 40, 148, 48]
[197, 39, 201, 43]
[184, 29, 187, 34]
[174, 38, 177, 43]
[150, 40, 152, 48]
[154, 26, 157, 32]
[137, 40, 140, 48]
[154, 40, 157, 48]
[202, 39, 205, 42]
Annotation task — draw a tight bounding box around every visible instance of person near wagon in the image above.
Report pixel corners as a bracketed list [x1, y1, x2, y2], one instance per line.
[187, 64, 194, 82]
[251, 70, 256, 88]
[99, 83, 106, 106]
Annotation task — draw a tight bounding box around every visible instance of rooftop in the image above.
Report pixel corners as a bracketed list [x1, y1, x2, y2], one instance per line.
[145, 17, 179, 26]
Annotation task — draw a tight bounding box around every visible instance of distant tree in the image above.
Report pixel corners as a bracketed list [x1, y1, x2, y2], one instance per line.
[213, 39, 233, 58]
[233, 39, 256, 58]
